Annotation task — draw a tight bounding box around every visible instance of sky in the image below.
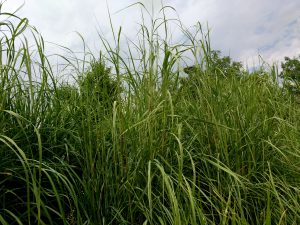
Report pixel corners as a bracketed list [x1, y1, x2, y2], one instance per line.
[3, 0, 300, 68]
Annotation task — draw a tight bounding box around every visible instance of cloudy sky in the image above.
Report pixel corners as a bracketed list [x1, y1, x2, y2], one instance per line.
[3, 0, 300, 67]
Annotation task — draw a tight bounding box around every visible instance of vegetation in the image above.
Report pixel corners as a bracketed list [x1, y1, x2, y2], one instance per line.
[1, 3, 300, 225]
[184, 50, 244, 77]
[281, 56, 300, 93]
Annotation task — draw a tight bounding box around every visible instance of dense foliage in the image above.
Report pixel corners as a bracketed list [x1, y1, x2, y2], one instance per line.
[281, 56, 300, 81]
[281, 56, 300, 93]
[1, 3, 300, 225]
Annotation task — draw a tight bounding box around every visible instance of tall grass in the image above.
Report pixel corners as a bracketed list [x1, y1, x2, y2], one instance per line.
[1, 2, 300, 225]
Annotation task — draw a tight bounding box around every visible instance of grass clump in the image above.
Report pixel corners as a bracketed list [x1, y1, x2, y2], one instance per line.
[1, 2, 300, 225]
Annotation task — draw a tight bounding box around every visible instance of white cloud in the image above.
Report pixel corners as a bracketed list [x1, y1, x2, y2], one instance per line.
[2, 0, 300, 67]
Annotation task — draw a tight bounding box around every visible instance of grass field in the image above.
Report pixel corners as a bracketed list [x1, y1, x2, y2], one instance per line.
[1, 4, 300, 225]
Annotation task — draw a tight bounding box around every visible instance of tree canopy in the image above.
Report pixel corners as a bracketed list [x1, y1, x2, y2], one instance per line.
[183, 50, 243, 77]
[281, 56, 300, 81]
[280, 55, 300, 93]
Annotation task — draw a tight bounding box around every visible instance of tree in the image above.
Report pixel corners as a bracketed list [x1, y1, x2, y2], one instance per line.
[183, 50, 243, 77]
[281, 56, 300, 80]
[280, 56, 300, 93]
[179, 50, 244, 101]
[209, 50, 243, 77]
